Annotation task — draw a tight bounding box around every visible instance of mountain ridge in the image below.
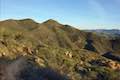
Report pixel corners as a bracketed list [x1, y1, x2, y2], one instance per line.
[0, 19, 120, 54]
[0, 18, 120, 80]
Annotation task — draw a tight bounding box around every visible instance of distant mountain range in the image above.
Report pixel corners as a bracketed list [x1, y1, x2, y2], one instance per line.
[85, 29, 120, 38]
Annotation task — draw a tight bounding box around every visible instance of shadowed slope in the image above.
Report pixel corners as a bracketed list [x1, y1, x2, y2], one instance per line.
[0, 57, 69, 80]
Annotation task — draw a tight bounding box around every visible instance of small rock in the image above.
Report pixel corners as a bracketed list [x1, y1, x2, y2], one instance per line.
[65, 51, 73, 58]
[34, 57, 45, 67]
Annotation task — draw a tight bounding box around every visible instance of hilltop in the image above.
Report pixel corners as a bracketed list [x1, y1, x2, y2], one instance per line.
[0, 19, 120, 80]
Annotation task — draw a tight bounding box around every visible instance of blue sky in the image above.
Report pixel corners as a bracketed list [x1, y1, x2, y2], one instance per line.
[0, 0, 120, 29]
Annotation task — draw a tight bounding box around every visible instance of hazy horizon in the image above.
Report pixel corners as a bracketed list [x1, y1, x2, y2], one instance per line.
[0, 0, 120, 29]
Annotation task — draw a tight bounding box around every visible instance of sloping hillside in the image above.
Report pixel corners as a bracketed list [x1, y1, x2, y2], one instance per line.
[0, 19, 120, 80]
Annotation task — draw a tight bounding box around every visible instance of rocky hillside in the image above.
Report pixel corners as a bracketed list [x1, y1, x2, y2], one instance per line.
[0, 19, 120, 80]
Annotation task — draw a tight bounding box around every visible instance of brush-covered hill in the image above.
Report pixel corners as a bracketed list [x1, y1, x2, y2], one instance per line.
[0, 19, 120, 80]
